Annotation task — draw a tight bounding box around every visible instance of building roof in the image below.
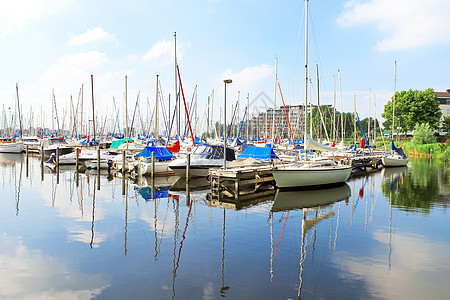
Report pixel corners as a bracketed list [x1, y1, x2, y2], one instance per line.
[435, 92, 450, 98]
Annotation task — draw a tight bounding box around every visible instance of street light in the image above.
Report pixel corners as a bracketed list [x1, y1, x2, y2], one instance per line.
[223, 79, 232, 169]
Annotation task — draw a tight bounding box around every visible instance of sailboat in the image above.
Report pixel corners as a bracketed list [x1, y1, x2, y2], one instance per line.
[272, 0, 352, 189]
[382, 61, 408, 167]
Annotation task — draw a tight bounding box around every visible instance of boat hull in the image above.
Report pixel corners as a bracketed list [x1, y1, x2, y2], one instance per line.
[0, 142, 23, 153]
[381, 155, 408, 167]
[273, 165, 352, 189]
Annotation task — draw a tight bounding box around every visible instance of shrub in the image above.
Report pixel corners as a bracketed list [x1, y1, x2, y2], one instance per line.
[412, 123, 436, 144]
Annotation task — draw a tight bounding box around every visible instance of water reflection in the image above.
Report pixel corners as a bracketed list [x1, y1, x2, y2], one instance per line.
[381, 159, 449, 212]
[0, 154, 449, 299]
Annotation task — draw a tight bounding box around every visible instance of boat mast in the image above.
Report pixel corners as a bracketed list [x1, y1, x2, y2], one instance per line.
[368, 89, 371, 144]
[272, 57, 278, 144]
[391, 61, 397, 148]
[91, 75, 96, 142]
[304, 0, 309, 160]
[15, 83, 23, 138]
[338, 70, 344, 142]
[174, 32, 179, 140]
[125, 75, 129, 150]
[155, 74, 159, 139]
[246, 92, 250, 141]
[333, 74, 336, 142]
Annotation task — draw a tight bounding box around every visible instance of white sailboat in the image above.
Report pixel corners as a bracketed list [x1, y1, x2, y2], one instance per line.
[382, 61, 408, 167]
[272, 0, 352, 189]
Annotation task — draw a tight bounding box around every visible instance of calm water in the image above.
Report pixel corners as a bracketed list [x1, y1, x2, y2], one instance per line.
[0, 154, 449, 300]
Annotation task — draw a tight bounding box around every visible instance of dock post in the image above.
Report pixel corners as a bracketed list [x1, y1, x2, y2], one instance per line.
[151, 151, 155, 181]
[122, 150, 126, 175]
[186, 153, 191, 181]
[56, 147, 60, 169]
[97, 148, 101, 190]
[41, 145, 44, 181]
[76, 149, 79, 187]
[430, 148, 433, 159]
[445, 150, 447, 162]
[235, 176, 240, 201]
[97, 148, 101, 173]
[25, 145, 29, 177]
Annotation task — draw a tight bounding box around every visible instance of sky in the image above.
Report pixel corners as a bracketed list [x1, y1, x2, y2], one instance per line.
[0, 0, 449, 133]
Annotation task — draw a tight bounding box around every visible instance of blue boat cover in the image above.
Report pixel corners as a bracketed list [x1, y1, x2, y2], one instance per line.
[136, 146, 173, 160]
[194, 136, 208, 145]
[238, 146, 279, 160]
[391, 141, 407, 159]
[137, 187, 169, 200]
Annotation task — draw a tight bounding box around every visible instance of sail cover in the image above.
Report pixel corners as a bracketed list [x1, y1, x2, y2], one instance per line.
[304, 134, 337, 152]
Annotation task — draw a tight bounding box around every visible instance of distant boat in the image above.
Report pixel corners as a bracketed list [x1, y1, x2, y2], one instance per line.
[41, 137, 75, 157]
[273, 159, 352, 189]
[21, 136, 41, 153]
[0, 137, 23, 153]
[169, 144, 235, 178]
[272, 0, 351, 189]
[382, 62, 408, 168]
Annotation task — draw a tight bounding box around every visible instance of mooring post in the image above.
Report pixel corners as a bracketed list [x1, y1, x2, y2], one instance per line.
[56, 147, 60, 170]
[151, 151, 155, 179]
[41, 145, 44, 181]
[76, 149, 79, 187]
[186, 153, 191, 181]
[430, 148, 433, 159]
[97, 147, 101, 173]
[445, 150, 447, 162]
[122, 150, 126, 175]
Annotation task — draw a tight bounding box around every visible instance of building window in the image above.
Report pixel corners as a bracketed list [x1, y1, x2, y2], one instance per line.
[447, 108, 450, 114]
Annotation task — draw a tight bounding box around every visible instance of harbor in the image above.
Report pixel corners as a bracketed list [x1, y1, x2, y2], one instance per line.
[0, 151, 449, 299]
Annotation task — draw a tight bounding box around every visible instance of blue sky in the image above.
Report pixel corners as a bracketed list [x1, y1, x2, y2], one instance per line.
[0, 0, 449, 132]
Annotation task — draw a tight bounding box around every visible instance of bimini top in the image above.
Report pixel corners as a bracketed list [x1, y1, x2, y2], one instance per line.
[110, 138, 133, 149]
[238, 146, 278, 160]
[192, 145, 235, 161]
[136, 146, 173, 160]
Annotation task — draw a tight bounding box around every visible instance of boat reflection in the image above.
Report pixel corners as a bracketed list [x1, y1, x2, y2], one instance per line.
[271, 183, 352, 212]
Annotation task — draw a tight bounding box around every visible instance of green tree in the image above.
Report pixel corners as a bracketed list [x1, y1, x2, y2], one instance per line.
[412, 123, 437, 144]
[442, 116, 450, 134]
[382, 88, 441, 132]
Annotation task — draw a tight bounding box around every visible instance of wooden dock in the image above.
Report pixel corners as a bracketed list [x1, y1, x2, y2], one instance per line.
[209, 164, 276, 200]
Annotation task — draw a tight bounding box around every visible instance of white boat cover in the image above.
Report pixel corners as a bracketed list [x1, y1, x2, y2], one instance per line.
[304, 134, 337, 152]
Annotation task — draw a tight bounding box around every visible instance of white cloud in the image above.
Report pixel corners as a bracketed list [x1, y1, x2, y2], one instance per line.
[143, 39, 186, 65]
[335, 230, 450, 299]
[40, 51, 108, 92]
[338, 0, 450, 51]
[219, 64, 273, 90]
[0, 0, 74, 36]
[0, 234, 109, 299]
[69, 27, 118, 46]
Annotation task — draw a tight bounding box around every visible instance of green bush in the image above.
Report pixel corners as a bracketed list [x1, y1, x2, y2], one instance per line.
[412, 123, 436, 144]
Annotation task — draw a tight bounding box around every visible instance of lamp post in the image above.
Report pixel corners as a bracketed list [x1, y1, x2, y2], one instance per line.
[223, 79, 232, 169]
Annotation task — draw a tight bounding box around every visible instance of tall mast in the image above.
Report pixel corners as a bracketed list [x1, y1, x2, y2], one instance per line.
[316, 64, 320, 140]
[246, 93, 250, 141]
[174, 32, 179, 139]
[391, 61, 397, 145]
[91, 75, 96, 141]
[368, 89, 371, 143]
[272, 57, 278, 143]
[304, 0, 309, 150]
[353, 92, 356, 145]
[338, 70, 344, 142]
[333, 74, 336, 141]
[15, 83, 23, 138]
[155, 74, 159, 139]
[125, 75, 129, 150]
[81, 84, 84, 137]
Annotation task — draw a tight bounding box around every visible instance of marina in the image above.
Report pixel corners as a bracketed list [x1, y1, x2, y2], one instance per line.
[0, 150, 448, 299]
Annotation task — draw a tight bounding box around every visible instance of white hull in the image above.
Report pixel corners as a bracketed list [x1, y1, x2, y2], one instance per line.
[0, 142, 23, 153]
[133, 161, 176, 176]
[273, 162, 352, 189]
[382, 155, 408, 167]
[169, 157, 225, 178]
